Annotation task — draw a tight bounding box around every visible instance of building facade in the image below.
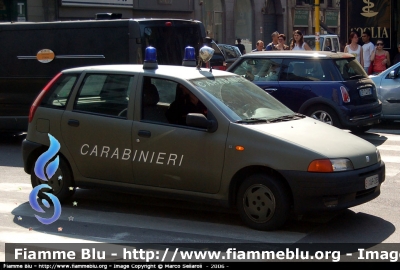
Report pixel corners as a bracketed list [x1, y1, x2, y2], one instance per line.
[0, 0, 351, 52]
[340, 0, 398, 58]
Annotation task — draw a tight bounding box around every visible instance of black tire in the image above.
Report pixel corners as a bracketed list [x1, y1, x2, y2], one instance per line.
[306, 105, 342, 129]
[236, 174, 290, 231]
[350, 126, 371, 134]
[31, 156, 75, 202]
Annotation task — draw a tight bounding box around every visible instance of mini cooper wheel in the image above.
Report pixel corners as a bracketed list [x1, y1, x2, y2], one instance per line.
[31, 157, 75, 202]
[306, 105, 342, 129]
[237, 174, 290, 231]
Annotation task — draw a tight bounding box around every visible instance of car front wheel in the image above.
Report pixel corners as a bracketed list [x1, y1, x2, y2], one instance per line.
[237, 174, 290, 231]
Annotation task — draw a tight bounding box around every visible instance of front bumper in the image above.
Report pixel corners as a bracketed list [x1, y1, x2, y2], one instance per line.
[279, 161, 385, 213]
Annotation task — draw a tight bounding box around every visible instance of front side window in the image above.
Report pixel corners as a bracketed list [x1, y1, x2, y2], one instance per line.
[74, 74, 134, 118]
[230, 58, 282, 82]
[141, 76, 208, 126]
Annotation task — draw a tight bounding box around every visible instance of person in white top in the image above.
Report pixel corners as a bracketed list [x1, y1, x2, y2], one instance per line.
[361, 30, 375, 73]
[344, 31, 363, 64]
[290, 30, 312, 51]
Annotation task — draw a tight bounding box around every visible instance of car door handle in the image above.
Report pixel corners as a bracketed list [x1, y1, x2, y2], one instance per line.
[264, 88, 278, 92]
[138, 130, 151, 138]
[68, 119, 80, 127]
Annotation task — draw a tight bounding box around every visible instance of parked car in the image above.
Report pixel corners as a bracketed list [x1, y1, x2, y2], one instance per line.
[369, 62, 400, 122]
[22, 47, 385, 231]
[216, 43, 242, 68]
[227, 51, 382, 133]
[302, 34, 341, 52]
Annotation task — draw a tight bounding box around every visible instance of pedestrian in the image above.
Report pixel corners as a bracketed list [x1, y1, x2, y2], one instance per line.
[252, 40, 265, 52]
[344, 31, 363, 64]
[370, 39, 390, 75]
[265, 31, 279, 51]
[275, 34, 289, 50]
[361, 30, 375, 73]
[392, 43, 400, 65]
[290, 30, 312, 51]
[236, 38, 246, 55]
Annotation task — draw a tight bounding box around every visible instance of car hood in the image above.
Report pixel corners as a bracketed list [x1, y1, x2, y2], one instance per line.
[242, 117, 378, 169]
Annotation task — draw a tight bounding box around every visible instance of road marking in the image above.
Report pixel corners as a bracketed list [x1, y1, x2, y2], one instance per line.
[376, 145, 400, 151]
[0, 202, 307, 244]
[0, 183, 31, 193]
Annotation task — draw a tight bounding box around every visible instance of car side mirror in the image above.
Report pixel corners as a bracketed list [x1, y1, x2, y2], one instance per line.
[186, 113, 217, 132]
[388, 70, 397, 79]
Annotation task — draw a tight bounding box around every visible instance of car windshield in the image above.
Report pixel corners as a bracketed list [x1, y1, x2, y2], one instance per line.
[190, 75, 294, 121]
[334, 58, 367, 80]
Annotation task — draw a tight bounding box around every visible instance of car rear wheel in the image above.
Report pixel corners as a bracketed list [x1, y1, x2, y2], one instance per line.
[306, 105, 342, 128]
[237, 174, 290, 231]
[31, 157, 75, 202]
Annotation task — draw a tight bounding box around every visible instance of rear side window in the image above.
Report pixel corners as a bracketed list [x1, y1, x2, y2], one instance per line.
[40, 73, 79, 108]
[74, 74, 134, 118]
[334, 59, 367, 80]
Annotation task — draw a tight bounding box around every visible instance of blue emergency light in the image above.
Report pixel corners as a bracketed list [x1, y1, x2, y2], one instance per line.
[143, 46, 158, 69]
[182, 46, 196, 67]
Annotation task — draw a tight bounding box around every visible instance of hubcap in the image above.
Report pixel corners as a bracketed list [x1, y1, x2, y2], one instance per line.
[310, 110, 333, 125]
[242, 184, 275, 223]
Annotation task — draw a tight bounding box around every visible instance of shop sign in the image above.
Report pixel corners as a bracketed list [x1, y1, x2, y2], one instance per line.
[325, 10, 338, 28]
[347, 0, 391, 48]
[294, 9, 309, 27]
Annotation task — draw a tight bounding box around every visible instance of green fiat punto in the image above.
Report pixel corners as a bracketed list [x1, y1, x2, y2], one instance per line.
[22, 48, 385, 231]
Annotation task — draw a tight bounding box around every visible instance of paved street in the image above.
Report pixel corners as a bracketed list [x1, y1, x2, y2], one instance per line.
[1, 121, 399, 262]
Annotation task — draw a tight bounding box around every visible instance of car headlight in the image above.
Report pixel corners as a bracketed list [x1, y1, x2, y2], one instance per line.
[376, 149, 381, 163]
[308, 158, 354, 172]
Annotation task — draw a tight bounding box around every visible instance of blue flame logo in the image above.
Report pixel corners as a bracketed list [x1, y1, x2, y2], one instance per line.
[28, 134, 62, 225]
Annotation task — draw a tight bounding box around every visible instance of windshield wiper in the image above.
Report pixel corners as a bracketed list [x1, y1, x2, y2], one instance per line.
[236, 118, 268, 124]
[268, 113, 305, 123]
[236, 114, 305, 124]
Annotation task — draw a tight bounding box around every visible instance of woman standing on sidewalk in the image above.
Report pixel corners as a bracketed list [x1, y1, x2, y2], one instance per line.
[275, 34, 289, 50]
[290, 30, 312, 51]
[344, 31, 363, 64]
[370, 39, 390, 75]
